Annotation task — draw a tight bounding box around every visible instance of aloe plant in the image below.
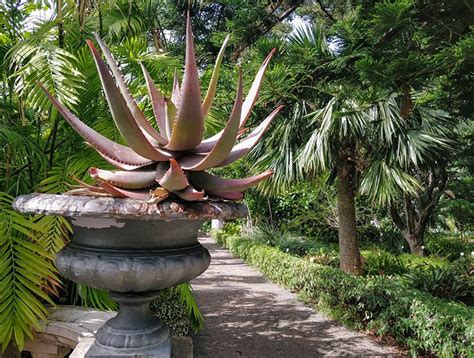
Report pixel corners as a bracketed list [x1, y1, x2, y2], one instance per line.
[40, 14, 282, 203]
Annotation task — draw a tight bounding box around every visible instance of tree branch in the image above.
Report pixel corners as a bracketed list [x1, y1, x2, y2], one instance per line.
[231, 2, 301, 61]
[389, 204, 405, 233]
[316, 0, 336, 23]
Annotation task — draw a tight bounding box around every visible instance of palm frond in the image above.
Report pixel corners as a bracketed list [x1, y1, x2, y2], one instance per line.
[360, 160, 421, 204]
[72, 284, 118, 311]
[0, 192, 56, 351]
[10, 43, 84, 112]
[178, 283, 204, 333]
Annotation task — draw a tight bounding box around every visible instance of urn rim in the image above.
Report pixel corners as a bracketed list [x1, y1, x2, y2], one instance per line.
[13, 193, 247, 221]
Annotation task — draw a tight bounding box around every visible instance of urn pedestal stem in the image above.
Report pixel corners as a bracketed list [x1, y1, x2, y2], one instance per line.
[86, 291, 170, 357]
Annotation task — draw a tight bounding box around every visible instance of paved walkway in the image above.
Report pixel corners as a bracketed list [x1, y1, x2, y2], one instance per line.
[192, 236, 401, 357]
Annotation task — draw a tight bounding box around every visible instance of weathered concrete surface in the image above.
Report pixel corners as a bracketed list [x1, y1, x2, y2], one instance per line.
[13, 193, 247, 221]
[192, 236, 403, 357]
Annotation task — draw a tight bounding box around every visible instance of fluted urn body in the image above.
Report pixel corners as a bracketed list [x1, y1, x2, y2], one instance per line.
[13, 193, 246, 357]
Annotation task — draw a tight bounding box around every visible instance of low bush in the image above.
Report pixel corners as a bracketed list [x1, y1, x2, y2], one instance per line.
[213, 233, 474, 357]
[244, 224, 338, 257]
[362, 251, 407, 276]
[403, 265, 474, 304]
[425, 234, 474, 261]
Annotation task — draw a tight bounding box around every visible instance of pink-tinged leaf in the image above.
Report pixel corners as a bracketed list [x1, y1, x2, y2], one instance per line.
[87, 40, 171, 161]
[89, 167, 156, 189]
[165, 99, 176, 139]
[140, 63, 168, 139]
[202, 34, 230, 118]
[197, 49, 276, 149]
[173, 185, 206, 201]
[99, 182, 153, 200]
[67, 187, 111, 197]
[155, 161, 168, 182]
[240, 49, 276, 127]
[207, 191, 244, 200]
[157, 159, 189, 191]
[94, 35, 167, 145]
[165, 13, 204, 151]
[38, 83, 153, 170]
[189, 170, 272, 193]
[217, 105, 283, 167]
[237, 127, 249, 138]
[93, 150, 150, 170]
[171, 69, 181, 107]
[180, 69, 243, 171]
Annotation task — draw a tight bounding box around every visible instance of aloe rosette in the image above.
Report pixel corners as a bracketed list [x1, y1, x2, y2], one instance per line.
[40, 14, 282, 203]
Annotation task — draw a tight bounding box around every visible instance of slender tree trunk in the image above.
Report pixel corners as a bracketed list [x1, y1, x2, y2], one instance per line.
[337, 168, 362, 275]
[57, 0, 64, 48]
[403, 232, 424, 255]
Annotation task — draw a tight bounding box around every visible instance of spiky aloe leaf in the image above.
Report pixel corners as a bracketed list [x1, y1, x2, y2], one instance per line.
[165, 99, 176, 139]
[99, 183, 170, 203]
[94, 35, 167, 145]
[39, 83, 153, 170]
[87, 40, 171, 161]
[180, 69, 243, 171]
[174, 185, 206, 201]
[172, 70, 181, 107]
[207, 191, 244, 200]
[240, 49, 276, 127]
[89, 167, 156, 189]
[198, 49, 276, 151]
[157, 159, 189, 191]
[189, 170, 272, 192]
[140, 63, 168, 138]
[202, 34, 230, 118]
[99, 182, 152, 200]
[217, 106, 283, 167]
[165, 14, 204, 151]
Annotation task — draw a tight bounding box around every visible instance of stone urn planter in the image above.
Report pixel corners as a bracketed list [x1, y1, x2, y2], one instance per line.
[13, 193, 246, 357]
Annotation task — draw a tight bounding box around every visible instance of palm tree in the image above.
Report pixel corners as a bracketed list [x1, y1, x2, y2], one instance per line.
[298, 90, 451, 272]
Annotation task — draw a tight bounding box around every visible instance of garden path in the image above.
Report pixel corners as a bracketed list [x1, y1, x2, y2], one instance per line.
[192, 236, 402, 358]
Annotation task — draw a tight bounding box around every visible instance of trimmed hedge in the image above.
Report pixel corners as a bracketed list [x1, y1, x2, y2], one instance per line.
[213, 232, 474, 357]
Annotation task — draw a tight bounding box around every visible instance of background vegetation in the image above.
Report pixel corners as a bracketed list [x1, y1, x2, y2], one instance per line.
[0, 0, 472, 354]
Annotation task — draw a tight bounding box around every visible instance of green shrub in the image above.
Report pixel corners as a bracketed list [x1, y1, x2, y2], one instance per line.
[306, 248, 340, 267]
[403, 265, 474, 304]
[362, 250, 407, 276]
[398, 253, 449, 269]
[244, 225, 338, 257]
[425, 234, 474, 261]
[213, 232, 474, 357]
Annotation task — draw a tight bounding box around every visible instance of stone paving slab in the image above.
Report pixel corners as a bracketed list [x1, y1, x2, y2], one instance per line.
[192, 236, 403, 358]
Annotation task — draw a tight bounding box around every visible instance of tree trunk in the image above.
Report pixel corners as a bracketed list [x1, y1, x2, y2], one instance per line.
[337, 169, 362, 275]
[403, 232, 424, 256]
[389, 167, 448, 256]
